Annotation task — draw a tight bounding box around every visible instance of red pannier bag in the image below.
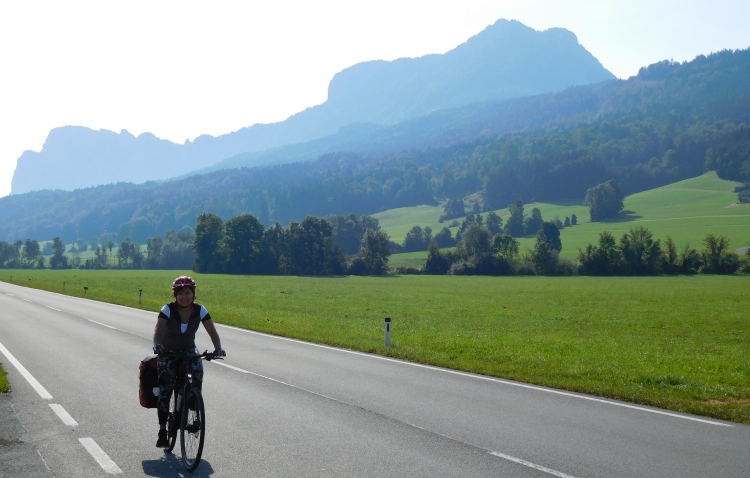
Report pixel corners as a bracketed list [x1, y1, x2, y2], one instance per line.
[139, 356, 159, 408]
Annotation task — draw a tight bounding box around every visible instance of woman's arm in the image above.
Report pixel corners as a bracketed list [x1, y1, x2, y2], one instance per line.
[153, 317, 168, 353]
[202, 319, 226, 355]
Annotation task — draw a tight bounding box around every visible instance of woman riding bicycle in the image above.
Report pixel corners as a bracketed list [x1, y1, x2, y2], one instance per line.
[152, 276, 226, 448]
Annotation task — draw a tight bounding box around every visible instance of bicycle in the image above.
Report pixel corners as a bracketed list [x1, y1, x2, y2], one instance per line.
[161, 349, 223, 471]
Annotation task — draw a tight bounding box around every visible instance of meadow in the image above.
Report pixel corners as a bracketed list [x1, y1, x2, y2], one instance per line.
[377, 172, 750, 266]
[2, 270, 748, 423]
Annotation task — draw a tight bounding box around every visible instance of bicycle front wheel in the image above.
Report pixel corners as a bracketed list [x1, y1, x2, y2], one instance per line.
[180, 387, 205, 471]
[165, 389, 178, 453]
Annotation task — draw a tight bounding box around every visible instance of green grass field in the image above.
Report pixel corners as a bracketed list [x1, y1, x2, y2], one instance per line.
[1, 270, 748, 423]
[377, 172, 750, 265]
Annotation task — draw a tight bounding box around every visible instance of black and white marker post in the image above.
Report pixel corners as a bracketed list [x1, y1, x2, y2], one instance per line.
[384, 317, 391, 347]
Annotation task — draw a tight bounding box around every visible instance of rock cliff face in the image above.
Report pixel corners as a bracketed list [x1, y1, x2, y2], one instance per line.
[11, 19, 614, 194]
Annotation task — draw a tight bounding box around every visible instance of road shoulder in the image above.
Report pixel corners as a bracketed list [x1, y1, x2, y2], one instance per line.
[0, 392, 53, 477]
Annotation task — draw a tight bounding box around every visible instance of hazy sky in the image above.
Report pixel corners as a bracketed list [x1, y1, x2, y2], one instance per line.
[1, 0, 749, 197]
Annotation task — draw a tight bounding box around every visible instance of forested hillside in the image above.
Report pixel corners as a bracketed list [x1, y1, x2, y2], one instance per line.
[0, 48, 748, 244]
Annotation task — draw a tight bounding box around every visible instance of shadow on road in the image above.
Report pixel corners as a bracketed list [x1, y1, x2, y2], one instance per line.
[142, 453, 215, 477]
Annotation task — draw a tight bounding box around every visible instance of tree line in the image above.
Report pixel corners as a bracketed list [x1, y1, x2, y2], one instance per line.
[192, 212, 390, 275]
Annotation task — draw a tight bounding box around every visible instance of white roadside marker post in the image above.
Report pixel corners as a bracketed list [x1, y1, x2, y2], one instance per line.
[385, 317, 391, 347]
[63, 282, 65, 292]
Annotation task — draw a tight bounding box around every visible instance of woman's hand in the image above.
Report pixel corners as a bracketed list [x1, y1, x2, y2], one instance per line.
[213, 347, 226, 357]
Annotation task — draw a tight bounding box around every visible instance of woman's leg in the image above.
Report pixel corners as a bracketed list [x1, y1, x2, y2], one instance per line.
[156, 355, 177, 430]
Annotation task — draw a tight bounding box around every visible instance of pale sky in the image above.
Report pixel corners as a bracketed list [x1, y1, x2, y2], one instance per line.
[1, 0, 748, 197]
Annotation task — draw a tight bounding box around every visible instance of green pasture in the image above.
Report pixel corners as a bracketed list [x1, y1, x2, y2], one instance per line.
[379, 172, 750, 265]
[2, 270, 749, 423]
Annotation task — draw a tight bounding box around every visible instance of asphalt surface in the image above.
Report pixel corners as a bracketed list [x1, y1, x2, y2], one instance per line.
[0, 281, 748, 477]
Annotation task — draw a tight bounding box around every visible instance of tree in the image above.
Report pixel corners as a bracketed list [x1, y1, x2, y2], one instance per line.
[439, 198, 465, 222]
[504, 199, 525, 237]
[433, 227, 456, 248]
[620, 226, 662, 275]
[486, 211, 503, 236]
[531, 229, 557, 275]
[578, 231, 622, 275]
[662, 235, 679, 274]
[107, 241, 114, 267]
[352, 229, 391, 275]
[117, 236, 143, 269]
[571, 214, 578, 225]
[23, 239, 42, 268]
[0, 241, 20, 268]
[287, 216, 345, 275]
[94, 245, 108, 269]
[456, 224, 491, 258]
[701, 234, 739, 274]
[524, 207, 544, 235]
[220, 214, 265, 274]
[585, 180, 625, 222]
[49, 237, 68, 269]
[563, 216, 571, 227]
[491, 233, 519, 260]
[328, 214, 380, 255]
[457, 214, 483, 240]
[540, 222, 561, 251]
[145, 236, 164, 269]
[193, 212, 225, 273]
[403, 225, 432, 252]
[421, 240, 451, 275]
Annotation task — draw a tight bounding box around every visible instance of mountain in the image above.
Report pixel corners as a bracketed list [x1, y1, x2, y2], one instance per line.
[1, 48, 748, 245]
[10, 19, 614, 194]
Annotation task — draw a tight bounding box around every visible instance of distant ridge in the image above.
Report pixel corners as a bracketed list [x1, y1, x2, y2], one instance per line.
[10, 19, 614, 194]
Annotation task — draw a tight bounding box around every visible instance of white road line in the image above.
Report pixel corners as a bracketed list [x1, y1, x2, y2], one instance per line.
[46, 306, 62, 311]
[5, 294, 13, 296]
[217, 324, 733, 428]
[491, 452, 577, 478]
[78, 438, 122, 474]
[49, 404, 78, 426]
[212, 361, 250, 373]
[87, 319, 117, 330]
[0, 341, 53, 399]
[22, 298, 33, 302]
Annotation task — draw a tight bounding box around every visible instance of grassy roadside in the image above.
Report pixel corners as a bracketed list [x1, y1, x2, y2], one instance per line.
[0, 364, 8, 392]
[1, 270, 749, 423]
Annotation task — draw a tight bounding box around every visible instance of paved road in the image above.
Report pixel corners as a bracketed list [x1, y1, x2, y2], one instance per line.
[0, 281, 748, 477]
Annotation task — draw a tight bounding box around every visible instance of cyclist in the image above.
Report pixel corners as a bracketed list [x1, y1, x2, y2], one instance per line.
[152, 276, 226, 448]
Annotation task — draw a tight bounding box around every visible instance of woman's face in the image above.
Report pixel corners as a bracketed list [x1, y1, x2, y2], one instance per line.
[176, 288, 194, 307]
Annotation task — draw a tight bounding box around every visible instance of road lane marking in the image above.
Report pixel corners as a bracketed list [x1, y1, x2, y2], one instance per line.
[217, 324, 733, 427]
[212, 361, 250, 373]
[22, 298, 33, 302]
[87, 319, 117, 330]
[49, 404, 78, 426]
[79, 438, 122, 474]
[5, 294, 13, 296]
[0, 341, 53, 399]
[46, 306, 62, 311]
[491, 452, 577, 478]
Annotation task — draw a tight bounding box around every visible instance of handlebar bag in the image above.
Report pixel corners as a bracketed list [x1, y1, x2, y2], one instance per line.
[139, 356, 159, 408]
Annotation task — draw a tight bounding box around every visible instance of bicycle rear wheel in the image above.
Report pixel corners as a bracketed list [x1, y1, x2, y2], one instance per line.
[180, 387, 205, 471]
[165, 389, 178, 452]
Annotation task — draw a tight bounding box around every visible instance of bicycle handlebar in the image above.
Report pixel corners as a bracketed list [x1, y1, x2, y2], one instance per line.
[159, 349, 225, 361]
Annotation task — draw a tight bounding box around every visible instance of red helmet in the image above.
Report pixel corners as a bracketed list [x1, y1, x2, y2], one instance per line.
[172, 276, 196, 293]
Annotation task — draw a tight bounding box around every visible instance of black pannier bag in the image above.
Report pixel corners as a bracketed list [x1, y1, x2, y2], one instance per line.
[139, 356, 159, 408]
